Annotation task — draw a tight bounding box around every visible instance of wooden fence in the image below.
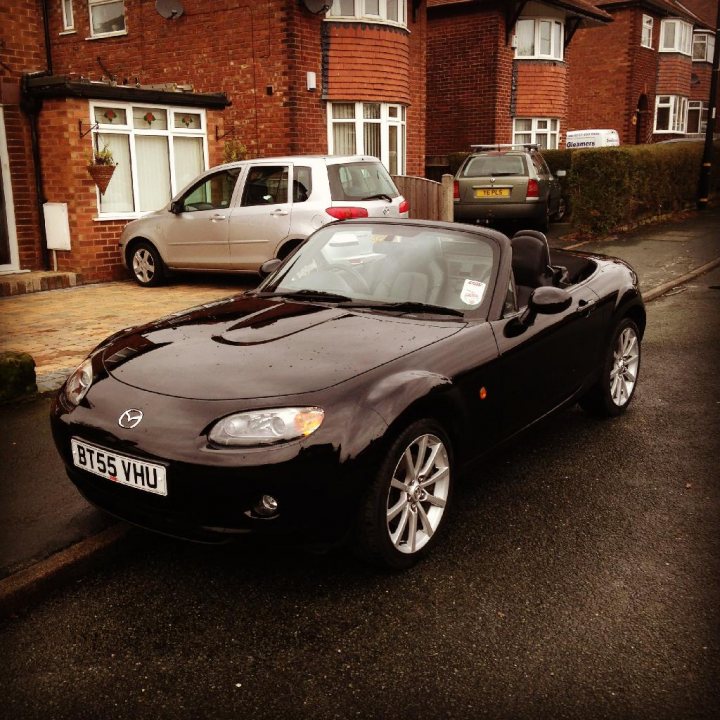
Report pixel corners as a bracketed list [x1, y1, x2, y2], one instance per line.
[391, 174, 454, 222]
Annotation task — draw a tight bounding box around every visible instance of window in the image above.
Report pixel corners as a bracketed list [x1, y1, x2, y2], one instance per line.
[182, 170, 240, 212]
[687, 101, 708, 134]
[241, 166, 289, 206]
[328, 102, 406, 175]
[62, 0, 75, 31]
[90, 102, 207, 217]
[654, 95, 688, 133]
[641, 14, 653, 48]
[513, 118, 560, 149]
[515, 18, 564, 60]
[88, 0, 126, 38]
[659, 19, 692, 55]
[327, 0, 406, 26]
[692, 32, 715, 62]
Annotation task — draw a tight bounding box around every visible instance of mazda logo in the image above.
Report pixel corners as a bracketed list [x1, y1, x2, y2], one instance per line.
[118, 409, 143, 429]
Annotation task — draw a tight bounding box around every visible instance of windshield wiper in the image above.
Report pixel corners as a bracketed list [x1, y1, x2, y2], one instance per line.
[361, 193, 393, 202]
[341, 300, 464, 317]
[252, 289, 353, 303]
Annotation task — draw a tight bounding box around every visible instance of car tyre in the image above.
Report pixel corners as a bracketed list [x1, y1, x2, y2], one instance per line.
[355, 419, 453, 570]
[580, 317, 641, 417]
[552, 197, 567, 222]
[129, 241, 165, 287]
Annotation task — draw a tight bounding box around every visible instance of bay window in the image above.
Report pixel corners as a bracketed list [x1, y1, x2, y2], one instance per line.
[692, 32, 715, 62]
[654, 95, 688, 133]
[327, 0, 406, 26]
[515, 18, 564, 61]
[328, 102, 406, 175]
[659, 19, 692, 55]
[513, 118, 560, 149]
[90, 102, 207, 217]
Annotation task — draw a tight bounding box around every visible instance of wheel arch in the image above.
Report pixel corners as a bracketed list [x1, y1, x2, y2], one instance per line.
[124, 236, 165, 268]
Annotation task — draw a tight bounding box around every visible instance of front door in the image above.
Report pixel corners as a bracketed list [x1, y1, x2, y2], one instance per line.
[163, 167, 241, 269]
[0, 107, 18, 272]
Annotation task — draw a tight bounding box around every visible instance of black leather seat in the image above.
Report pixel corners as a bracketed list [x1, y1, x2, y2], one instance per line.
[511, 233, 554, 306]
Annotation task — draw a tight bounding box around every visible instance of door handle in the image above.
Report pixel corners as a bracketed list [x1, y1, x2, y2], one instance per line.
[271, 209, 289, 216]
[211, 214, 226, 222]
[577, 298, 595, 316]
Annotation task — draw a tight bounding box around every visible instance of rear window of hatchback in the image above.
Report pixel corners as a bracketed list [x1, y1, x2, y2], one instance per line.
[328, 162, 400, 201]
[462, 155, 528, 177]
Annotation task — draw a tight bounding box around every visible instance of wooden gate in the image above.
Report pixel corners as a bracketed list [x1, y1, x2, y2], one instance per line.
[391, 174, 454, 222]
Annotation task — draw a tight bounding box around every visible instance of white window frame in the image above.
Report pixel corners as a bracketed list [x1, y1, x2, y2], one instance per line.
[89, 101, 209, 219]
[653, 95, 688, 133]
[327, 0, 406, 28]
[88, 0, 127, 39]
[327, 101, 406, 175]
[513, 118, 560, 150]
[686, 100, 708, 134]
[692, 32, 715, 62]
[659, 19, 692, 55]
[62, 0, 75, 31]
[641, 14, 653, 49]
[514, 18, 564, 61]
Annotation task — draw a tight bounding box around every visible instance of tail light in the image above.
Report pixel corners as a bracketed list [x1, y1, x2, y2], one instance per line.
[453, 180, 460, 200]
[399, 199, 410, 214]
[325, 207, 370, 220]
[526, 179, 540, 199]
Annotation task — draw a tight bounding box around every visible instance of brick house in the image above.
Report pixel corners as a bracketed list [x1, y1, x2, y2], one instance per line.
[425, 0, 612, 171]
[567, 0, 719, 144]
[0, 0, 427, 282]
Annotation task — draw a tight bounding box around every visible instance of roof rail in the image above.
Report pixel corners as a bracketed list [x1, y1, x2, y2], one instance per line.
[470, 143, 540, 151]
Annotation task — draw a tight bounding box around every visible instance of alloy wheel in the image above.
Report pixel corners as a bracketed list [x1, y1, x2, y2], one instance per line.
[386, 433, 450, 554]
[133, 248, 155, 284]
[610, 326, 640, 406]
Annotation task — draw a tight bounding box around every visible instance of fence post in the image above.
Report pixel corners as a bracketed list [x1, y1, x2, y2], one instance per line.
[440, 174, 454, 222]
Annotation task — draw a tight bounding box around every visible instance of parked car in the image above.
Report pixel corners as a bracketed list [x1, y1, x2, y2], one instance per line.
[53, 219, 644, 569]
[453, 144, 565, 231]
[119, 155, 409, 286]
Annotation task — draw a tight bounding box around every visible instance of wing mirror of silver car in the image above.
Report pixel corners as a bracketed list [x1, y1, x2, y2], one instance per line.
[170, 200, 184, 214]
[505, 286, 572, 337]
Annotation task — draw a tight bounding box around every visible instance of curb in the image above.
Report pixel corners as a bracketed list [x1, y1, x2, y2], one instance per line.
[3, 255, 720, 616]
[0, 524, 132, 619]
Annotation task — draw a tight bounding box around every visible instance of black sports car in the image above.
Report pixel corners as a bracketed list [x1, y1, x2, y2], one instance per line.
[51, 219, 644, 568]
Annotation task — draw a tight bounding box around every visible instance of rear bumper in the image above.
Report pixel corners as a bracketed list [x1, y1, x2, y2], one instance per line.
[453, 201, 545, 224]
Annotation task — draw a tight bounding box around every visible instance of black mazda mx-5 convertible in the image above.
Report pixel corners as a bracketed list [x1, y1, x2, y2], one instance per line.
[51, 219, 644, 568]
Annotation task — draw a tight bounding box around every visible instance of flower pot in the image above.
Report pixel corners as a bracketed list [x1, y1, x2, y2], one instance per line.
[87, 164, 116, 195]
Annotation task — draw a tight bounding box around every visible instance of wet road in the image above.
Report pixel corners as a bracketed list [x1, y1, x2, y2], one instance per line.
[2, 269, 719, 720]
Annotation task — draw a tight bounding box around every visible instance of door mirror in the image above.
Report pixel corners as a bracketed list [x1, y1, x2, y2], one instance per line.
[504, 286, 572, 337]
[259, 258, 282, 278]
[170, 200, 184, 214]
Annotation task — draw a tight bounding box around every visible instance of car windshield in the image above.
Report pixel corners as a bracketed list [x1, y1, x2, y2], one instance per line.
[257, 223, 498, 316]
[463, 155, 527, 177]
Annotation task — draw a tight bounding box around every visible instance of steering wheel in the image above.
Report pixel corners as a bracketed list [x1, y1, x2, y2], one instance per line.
[328, 264, 370, 294]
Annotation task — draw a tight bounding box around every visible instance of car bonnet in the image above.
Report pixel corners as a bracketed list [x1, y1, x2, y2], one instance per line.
[100, 296, 463, 400]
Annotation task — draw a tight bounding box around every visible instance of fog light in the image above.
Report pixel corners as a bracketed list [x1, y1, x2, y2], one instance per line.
[254, 494, 279, 518]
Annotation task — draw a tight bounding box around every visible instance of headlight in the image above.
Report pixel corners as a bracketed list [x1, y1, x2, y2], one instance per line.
[208, 407, 325, 447]
[64, 358, 94, 406]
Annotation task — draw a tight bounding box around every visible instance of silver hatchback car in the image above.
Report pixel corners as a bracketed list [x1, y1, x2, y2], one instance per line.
[120, 155, 409, 286]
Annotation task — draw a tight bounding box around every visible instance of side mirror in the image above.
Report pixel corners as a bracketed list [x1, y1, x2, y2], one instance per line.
[505, 286, 572, 337]
[170, 200, 184, 214]
[259, 258, 282, 278]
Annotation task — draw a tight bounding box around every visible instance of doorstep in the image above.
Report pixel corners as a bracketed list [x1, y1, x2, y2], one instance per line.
[0, 271, 80, 297]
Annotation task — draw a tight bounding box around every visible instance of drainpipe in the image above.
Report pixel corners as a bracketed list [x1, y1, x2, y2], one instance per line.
[697, 2, 720, 211]
[42, 0, 53, 75]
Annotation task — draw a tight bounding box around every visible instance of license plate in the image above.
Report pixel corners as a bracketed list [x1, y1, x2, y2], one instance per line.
[71, 438, 167, 496]
[474, 188, 510, 198]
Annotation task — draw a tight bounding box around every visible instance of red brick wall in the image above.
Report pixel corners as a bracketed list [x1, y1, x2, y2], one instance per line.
[427, 7, 506, 156]
[691, 62, 712, 102]
[657, 55, 692, 95]
[0, 0, 46, 271]
[515, 62, 568, 118]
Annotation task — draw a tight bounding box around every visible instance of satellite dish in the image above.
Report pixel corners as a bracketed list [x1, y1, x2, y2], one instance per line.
[155, 0, 184, 19]
[303, 0, 331, 14]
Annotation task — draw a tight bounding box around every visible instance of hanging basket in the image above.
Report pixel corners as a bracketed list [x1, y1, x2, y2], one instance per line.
[87, 164, 116, 195]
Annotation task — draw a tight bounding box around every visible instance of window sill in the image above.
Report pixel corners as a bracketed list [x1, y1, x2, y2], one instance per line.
[59, 29, 77, 35]
[93, 212, 150, 222]
[324, 17, 409, 33]
[85, 30, 128, 41]
[658, 49, 692, 56]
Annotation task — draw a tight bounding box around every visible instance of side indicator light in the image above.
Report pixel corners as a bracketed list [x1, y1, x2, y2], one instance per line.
[479, 387, 488, 400]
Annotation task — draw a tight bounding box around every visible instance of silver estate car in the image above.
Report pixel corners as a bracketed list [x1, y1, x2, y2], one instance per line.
[453, 144, 565, 232]
[120, 155, 409, 286]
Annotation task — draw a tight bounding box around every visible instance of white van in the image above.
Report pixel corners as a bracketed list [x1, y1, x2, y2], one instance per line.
[566, 129, 620, 149]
